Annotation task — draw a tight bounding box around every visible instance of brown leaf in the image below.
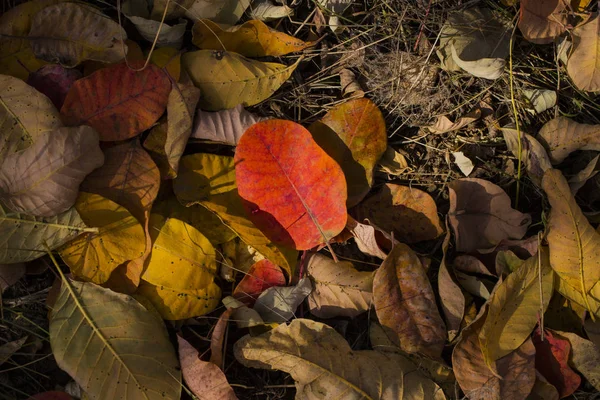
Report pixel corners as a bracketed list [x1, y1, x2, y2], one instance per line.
[373, 243, 446, 358]
[438, 222, 465, 341]
[448, 178, 532, 252]
[518, 0, 568, 44]
[502, 127, 551, 186]
[426, 109, 481, 134]
[0, 126, 104, 217]
[352, 184, 444, 243]
[306, 253, 374, 318]
[528, 372, 559, 400]
[538, 117, 600, 164]
[567, 14, 600, 92]
[345, 215, 397, 259]
[190, 105, 265, 146]
[210, 309, 234, 368]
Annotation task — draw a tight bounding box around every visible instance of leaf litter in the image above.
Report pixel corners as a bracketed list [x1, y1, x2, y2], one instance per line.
[2, 0, 600, 399]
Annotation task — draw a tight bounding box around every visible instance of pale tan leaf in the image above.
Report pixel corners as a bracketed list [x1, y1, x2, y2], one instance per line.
[50, 278, 181, 399]
[150, 0, 194, 19]
[190, 104, 265, 146]
[538, 117, 600, 164]
[569, 154, 600, 194]
[518, 0, 568, 44]
[557, 331, 600, 391]
[567, 14, 600, 92]
[426, 109, 481, 134]
[502, 127, 551, 186]
[184, 0, 250, 24]
[306, 253, 373, 318]
[345, 216, 396, 259]
[29, 3, 127, 67]
[0, 126, 104, 217]
[222, 296, 264, 328]
[249, 0, 294, 21]
[523, 89, 557, 113]
[235, 318, 446, 399]
[128, 17, 186, 49]
[453, 151, 474, 176]
[377, 146, 410, 176]
[253, 277, 312, 323]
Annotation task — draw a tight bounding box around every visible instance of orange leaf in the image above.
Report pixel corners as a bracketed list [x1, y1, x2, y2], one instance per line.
[234, 120, 347, 250]
[233, 259, 286, 306]
[61, 62, 171, 141]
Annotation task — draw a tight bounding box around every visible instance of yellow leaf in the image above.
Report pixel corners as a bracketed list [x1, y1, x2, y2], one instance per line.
[479, 248, 554, 367]
[543, 169, 600, 312]
[572, 0, 593, 11]
[0, 37, 47, 80]
[556, 277, 600, 318]
[192, 19, 311, 57]
[182, 50, 299, 110]
[137, 281, 221, 320]
[0, 0, 63, 35]
[149, 46, 181, 82]
[173, 153, 298, 277]
[567, 14, 600, 92]
[59, 193, 146, 284]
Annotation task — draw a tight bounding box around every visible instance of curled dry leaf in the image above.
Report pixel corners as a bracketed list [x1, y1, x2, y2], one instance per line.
[558, 331, 600, 391]
[173, 153, 298, 276]
[448, 178, 532, 252]
[345, 215, 397, 259]
[479, 248, 554, 367]
[210, 308, 234, 367]
[235, 120, 347, 250]
[532, 328, 581, 398]
[26, 64, 82, 110]
[502, 127, 551, 186]
[523, 89, 557, 114]
[307, 253, 374, 318]
[377, 146, 410, 176]
[184, 0, 250, 25]
[308, 98, 387, 206]
[192, 19, 311, 57]
[177, 336, 238, 400]
[50, 278, 181, 400]
[426, 109, 481, 134]
[249, 0, 294, 21]
[542, 169, 600, 312]
[518, 0, 568, 44]
[182, 50, 299, 110]
[0, 126, 104, 217]
[235, 318, 446, 399]
[373, 243, 446, 358]
[453, 152, 475, 177]
[567, 14, 600, 92]
[29, 3, 127, 67]
[538, 117, 600, 164]
[59, 193, 146, 284]
[61, 62, 171, 141]
[233, 259, 286, 306]
[0, 74, 62, 160]
[0, 204, 88, 264]
[452, 307, 537, 400]
[353, 184, 444, 243]
[190, 105, 265, 146]
[438, 221, 465, 342]
[128, 17, 187, 49]
[253, 277, 312, 323]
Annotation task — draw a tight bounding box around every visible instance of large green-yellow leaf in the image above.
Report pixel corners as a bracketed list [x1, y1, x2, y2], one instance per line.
[0, 204, 90, 263]
[182, 50, 299, 110]
[556, 277, 600, 319]
[542, 169, 600, 312]
[59, 193, 146, 284]
[235, 318, 446, 399]
[50, 277, 181, 399]
[173, 153, 298, 277]
[479, 248, 554, 367]
[0, 74, 62, 159]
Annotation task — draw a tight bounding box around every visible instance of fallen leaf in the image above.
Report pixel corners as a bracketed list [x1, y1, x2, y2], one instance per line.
[173, 153, 298, 276]
[585, 318, 600, 347]
[308, 98, 387, 206]
[210, 308, 234, 368]
[233, 259, 286, 306]
[129, 17, 187, 49]
[0, 263, 25, 293]
[345, 216, 397, 259]
[0, 126, 104, 217]
[448, 178, 532, 252]
[137, 281, 222, 320]
[249, 0, 294, 21]
[177, 336, 238, 400]
[495, 249, 526, 275]
[0, 0, 61, 36]
[453, 307, 537, 399]
[438, 221, 465, 341]
[426, 109, 481, 134]
[339, 68, 365, 98]
[254, 277, 312, 323]
[193, 19, 310, 57]
[555, 277, 600, 318]
[235, 120, 347, 250]
[190, 104, 265, 146]
[523, 89, 557, 113]
[569, 154, 600, 194]
[543, 168, 600, 312]
[184, 0, 250, 24]
[479, 248, 554, 367]
[0, 74, 62, 160]
[222, 295, 264, 328]
[518, 0, 568, 44]
[61, 62, 171, 141]
[26, 64, 82, 110]
[532, 327, 581, 398]
[0, 204, 89, 264]
[453, 151, 475, 176]
[538, 117, 600, 164]
[377, 146, 411, 176]
[528, 372, 560, 400]
[150, 0, 194, 19]
[235, 318, 446, 399]
[182, 50, 299, 110]
[502, 127, 552, 186]
[149, 46, 181, 81]
[567, 14, 600, 92]
[438, 8, 511, 79]
[50, 278, 181, 399]
[352, 184, 444, 243]
[28, 3, 127, 67]
[59, 193, 145, 284]
[373, 243, 446, 358]
[557, 331, 600, 391]
[306, 253, 373, 318]
[454, 255, 495, 277]
[0, 336, 28, 366]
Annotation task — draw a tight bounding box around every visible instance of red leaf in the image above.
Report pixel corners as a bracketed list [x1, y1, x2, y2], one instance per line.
[233, 259, 286, 306]
[234, 120, 347, 250]
[61, 62, 171, 141]
[532, 327, 581, 398]
[27, 64, 81, 109]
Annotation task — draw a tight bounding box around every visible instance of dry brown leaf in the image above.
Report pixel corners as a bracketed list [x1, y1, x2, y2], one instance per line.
[448, 178, 532, 252]
[339, 68, 364, 98]
[190, 105, 264, 146]
[438, 221, 465, 342]
[373, 243, 446, 358]
[377, 146, 410, 176]
[426, 109, 481, 134]
[518, 0, 568, 44]
[209, 308, 234, 368]
[543, 168, 600, 313]
[235, 318, 446, 399]
[538, 117, 600, 164]
[0, 126, 104, 217]
[306, 253, 374, 318]
[502, 127, 551, 186]
[345, 216, 397, 259]
[567, 14, 600, 92]
[352, 184, 444, 243]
